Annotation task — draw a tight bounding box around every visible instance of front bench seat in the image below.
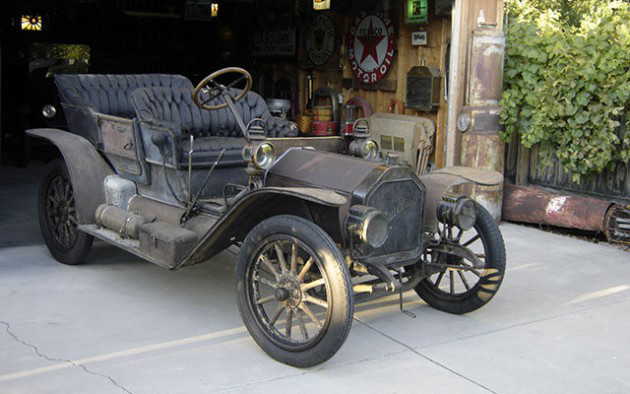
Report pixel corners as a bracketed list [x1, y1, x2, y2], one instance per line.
[131, 86, 298, 139]
[130, 86, 298, 168]
[54, 74, 194, 145]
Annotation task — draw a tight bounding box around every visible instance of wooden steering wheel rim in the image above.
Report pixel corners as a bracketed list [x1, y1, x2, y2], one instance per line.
[192, 67, 253, 110]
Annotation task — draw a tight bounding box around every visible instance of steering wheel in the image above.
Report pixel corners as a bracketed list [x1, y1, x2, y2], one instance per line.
[192, 67, 253, 111]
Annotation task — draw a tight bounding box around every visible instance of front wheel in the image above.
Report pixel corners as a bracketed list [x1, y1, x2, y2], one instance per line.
[38, 159, 93, 265]
[414, 203, 506, 314]
[236, 215, 353, 367]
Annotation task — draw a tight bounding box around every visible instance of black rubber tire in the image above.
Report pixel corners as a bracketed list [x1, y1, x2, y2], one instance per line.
[38, 159, 93, 265]
[414, 203, 506, 314]
[236, 215, 354, 368]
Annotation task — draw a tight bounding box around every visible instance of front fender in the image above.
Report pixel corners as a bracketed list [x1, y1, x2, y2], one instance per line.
[178, 187, 348, 268]
[419, 166, 503, 232]
[26, 128, 113, 224]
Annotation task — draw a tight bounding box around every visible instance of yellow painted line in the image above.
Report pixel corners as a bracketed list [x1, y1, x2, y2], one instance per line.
[0, 326, 247, 382]
[507, 263, 541, 272]
[569, 285, 630, 305]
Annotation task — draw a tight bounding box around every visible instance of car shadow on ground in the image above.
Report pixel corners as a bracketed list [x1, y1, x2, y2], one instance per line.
[74, 240, 434, 328]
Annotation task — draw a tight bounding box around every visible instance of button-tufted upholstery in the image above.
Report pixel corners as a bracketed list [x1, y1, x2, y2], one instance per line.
[55, 74, 194, 118]
[131, 87, 298, 138]
[54, 74, 195, 146]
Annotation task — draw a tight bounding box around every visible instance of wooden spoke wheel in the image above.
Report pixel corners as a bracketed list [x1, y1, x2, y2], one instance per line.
[236, 215, 353, 367]
[38, 159, 93, 265]
[415, 203, 506, 314]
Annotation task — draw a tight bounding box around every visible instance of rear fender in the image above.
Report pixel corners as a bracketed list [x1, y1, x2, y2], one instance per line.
[179, 187, 347, 268]
[26, 128, 113, 224]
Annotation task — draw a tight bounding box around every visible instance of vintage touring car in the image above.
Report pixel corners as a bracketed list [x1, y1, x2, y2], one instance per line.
[27, 67, 506, 367]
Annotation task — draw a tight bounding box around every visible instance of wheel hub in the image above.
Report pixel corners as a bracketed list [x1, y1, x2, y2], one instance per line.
[45, 174, 78, 248]
[277, 276, 302, 308]
[274, 287, 290, 301]
[52, 203, 68, 223]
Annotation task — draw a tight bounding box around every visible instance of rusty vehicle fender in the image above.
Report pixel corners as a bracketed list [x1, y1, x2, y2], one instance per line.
[178, 186, 348, 268]
[418, 166, 502, 231]
[26, 128, 113, 224]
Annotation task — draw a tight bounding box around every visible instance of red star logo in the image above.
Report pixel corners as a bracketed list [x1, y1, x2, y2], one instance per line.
[358, 19, 385, 64]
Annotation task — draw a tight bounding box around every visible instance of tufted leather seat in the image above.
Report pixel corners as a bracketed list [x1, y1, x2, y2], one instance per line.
[131, 86, 298, 169]
[55, 74, 194, 118]
[130, 86, 298, 138]
[54, 74, 194, 146]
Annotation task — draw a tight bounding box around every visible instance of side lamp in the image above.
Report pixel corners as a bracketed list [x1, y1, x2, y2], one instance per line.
[349, 118, 380, 161]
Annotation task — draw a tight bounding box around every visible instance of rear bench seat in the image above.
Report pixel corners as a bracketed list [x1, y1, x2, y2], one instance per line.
[54, 74, 194, 146]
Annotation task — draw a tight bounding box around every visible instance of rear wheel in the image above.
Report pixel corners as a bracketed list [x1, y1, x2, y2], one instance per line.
[236, 215, 353, 367]
[38, 159, 93, 265]
[415, 203, 505, 314]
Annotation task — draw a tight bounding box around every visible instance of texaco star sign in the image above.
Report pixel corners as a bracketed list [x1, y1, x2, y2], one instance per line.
[347, 11, 395, 84]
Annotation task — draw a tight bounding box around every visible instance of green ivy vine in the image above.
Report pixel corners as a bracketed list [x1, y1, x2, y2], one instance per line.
[500, 0, 629, 182]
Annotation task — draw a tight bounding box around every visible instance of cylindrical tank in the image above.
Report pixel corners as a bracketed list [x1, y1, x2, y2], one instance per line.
[342, 104, 357, 136]
[467, 28, 505, 107]
[461, 133, 505, 220]
[94, 204, 150, 239]
[459, 27, 506, 221]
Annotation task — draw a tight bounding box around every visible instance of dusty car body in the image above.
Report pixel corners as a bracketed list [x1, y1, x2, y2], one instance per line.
[28, 67, 506, 367]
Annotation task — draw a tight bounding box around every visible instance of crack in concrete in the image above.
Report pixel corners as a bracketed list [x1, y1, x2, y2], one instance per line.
[420, 296, 630, 351]
[0, 320, 133, 394]
[211, 348, 410, 392]
[211, 293, 630, 392]
[349, 297, 629, 393]
[211, 370, 310, 392]
[353, 317, 500, 394]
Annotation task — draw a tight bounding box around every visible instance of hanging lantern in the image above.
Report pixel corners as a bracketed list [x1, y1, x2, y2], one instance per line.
[211, 3, 219, 17]
[21, 15, 42, 31]
[313, 0, 330, 11]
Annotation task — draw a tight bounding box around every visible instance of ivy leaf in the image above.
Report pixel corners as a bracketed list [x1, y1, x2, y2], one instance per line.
[500, 0, 630, 182]
[575, 113, 589, 124]
[576, 92, 590, 106]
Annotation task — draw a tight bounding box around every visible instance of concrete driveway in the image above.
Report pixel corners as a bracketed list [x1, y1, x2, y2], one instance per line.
[1, 163, 629, 393]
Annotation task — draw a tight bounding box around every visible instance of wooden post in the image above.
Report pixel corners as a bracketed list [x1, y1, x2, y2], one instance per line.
[515, 140, 530, 185]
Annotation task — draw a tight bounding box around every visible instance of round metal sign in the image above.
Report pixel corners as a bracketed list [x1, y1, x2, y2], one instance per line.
[306, 14, 336, 66]
[347, 11, 395, 84]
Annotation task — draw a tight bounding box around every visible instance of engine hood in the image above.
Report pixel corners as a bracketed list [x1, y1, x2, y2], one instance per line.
[265, 148, 388, 194]
[266, 148, 426, 265]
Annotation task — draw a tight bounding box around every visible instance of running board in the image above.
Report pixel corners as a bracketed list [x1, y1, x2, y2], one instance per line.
[79, 224, 176, 269]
